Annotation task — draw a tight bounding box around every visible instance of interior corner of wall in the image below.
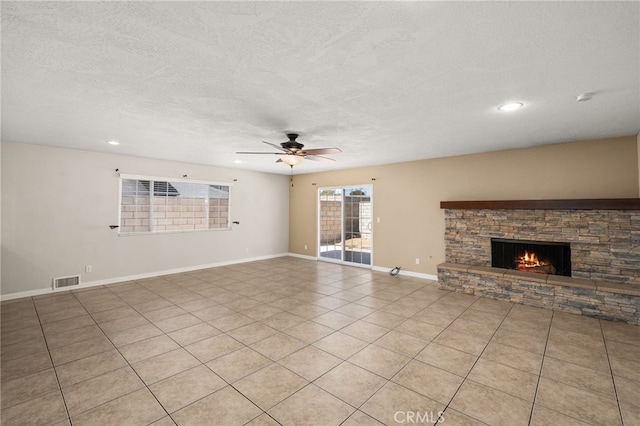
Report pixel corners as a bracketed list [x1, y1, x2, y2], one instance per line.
[637, 132, 640, 196]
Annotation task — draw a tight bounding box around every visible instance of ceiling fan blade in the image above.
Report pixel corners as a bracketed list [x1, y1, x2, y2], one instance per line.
[302, 148, 342, 155]
[235, 151, 282, 155]
[275, 158, 283, 163]
[305, 155, 336, 162]
[262, 141, 289, 152]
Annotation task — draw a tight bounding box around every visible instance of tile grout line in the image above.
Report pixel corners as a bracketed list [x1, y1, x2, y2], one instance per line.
[272, 278, 417, 424]
[526, 308, 553, 426]
[106, 280, 258, 426]
[436, 299, 515, 424]
[60, 272, 430, 424]
[599, 319, 626, 426]
[340, 293, 486, 424]
[536, 314, 619, 426]
[215, 275, 429, 424]
[139, 281, 284, 421]
[75, 286, 173, 424]
[32, 294, 74, 424]
[107, 274, 306, 425]
[232, 324, 357, 420]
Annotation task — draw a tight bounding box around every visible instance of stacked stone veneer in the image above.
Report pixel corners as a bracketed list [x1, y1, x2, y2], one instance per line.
[439, 208, 640, 324]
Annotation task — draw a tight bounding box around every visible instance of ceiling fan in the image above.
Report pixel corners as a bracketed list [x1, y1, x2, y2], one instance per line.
[236, 133, 342, 167]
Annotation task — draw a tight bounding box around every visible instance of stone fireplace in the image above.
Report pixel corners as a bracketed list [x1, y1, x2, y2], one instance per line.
[437, 199, 640, 324]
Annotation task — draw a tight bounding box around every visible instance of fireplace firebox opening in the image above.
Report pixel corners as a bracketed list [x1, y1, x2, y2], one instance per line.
[491, 238, 571, 277]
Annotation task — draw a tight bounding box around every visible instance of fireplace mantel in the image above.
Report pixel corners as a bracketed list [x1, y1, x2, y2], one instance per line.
[440, 198, 640, 210]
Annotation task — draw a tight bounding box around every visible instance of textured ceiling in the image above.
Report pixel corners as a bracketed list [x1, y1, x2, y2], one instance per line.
[2, 2, 639, 175]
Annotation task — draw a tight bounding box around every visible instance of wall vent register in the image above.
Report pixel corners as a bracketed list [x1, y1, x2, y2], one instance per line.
[53, 275, 80, 289]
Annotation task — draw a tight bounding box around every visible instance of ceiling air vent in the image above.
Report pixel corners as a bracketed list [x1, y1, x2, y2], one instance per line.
[52, 275, 80, 289]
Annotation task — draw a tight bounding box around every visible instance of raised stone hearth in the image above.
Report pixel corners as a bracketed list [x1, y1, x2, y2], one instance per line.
[438, 199, 640, 324]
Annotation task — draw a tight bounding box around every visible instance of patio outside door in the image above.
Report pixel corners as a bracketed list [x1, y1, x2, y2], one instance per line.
[318, 185, 372, 266]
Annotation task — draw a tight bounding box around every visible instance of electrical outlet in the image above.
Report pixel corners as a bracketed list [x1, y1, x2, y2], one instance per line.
[85, 265, 92, 273]
[304, 245, 308, 250]
[415, 258, 420, 265]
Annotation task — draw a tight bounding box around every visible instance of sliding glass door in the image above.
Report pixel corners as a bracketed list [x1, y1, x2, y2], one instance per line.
[318, 185, 372, 266]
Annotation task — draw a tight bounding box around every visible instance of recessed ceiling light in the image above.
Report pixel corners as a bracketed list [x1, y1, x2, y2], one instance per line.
[106, 140, 120, 146]
[498, 102, 523, 112]
[234, 159, 242, 164]
[576, 93, 593, 102]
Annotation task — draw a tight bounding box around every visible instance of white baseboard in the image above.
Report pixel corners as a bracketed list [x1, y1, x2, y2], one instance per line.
[371, 265, 438, 281]
[0, 253, 289, 302]
[287, 253, 319, 261]
[286, 253, 439, 281]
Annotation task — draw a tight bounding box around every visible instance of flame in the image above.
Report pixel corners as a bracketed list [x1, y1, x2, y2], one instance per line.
[521, 251, 541, 267]
[515, 250, 556, 274]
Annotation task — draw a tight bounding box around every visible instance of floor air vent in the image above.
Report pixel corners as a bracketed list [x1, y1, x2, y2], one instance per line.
[53, 275, 80, 289]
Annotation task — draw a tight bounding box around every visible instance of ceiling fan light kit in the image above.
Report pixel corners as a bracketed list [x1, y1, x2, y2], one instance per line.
[280, 155, 303, 166]
[236, 133, 342, 168]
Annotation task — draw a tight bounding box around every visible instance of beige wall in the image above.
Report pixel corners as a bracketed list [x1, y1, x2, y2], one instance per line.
[1, 142, 290, 297]
[289, 136, 639, 276]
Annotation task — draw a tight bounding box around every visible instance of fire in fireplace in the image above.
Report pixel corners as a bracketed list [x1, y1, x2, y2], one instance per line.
[491, 239, 571, 277]
[516, 251, 555, 274]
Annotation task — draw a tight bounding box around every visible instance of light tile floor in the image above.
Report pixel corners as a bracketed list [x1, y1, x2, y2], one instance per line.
[1, 257, 638, 426]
